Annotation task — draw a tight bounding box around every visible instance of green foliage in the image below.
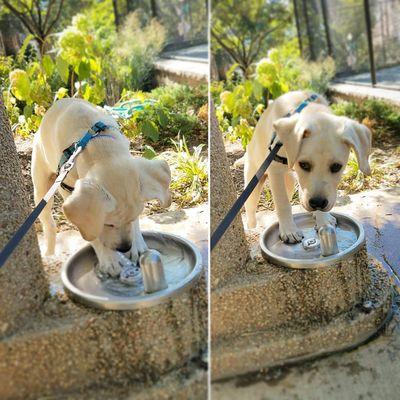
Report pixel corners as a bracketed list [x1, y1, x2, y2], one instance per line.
[170, 136, 208, 207]
[119, 84, 207, 146]
[2, 3, 168, 137]
[213, 40, 336, 149]
[151, 84, 208, 114]
[0, 56, 13, 90]
[332, 99, 400, 142]
[116, 11, 166, 91]
[212, 0, 291, 76]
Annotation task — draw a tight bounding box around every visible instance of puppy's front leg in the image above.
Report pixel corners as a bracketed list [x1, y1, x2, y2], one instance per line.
[313, 211, 337, 230]
[269, 170, 303, 243]
[128, 219, 148, 265]
[91, 239, 122, 278]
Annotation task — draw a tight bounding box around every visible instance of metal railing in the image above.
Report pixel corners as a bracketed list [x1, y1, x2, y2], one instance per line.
[293, 0, 400, 90]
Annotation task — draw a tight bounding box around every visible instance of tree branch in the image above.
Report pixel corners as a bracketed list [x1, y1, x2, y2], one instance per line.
[44, 0, 64, 36]
[3, 0, 38, 36]
[43, 0, 55, 31]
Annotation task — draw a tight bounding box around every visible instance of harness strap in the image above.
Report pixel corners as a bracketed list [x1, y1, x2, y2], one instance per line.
[57, 121, 113, 192]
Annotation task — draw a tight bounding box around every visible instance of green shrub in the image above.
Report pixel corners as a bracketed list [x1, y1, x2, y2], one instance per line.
[0, 56, 13, 91]
[116, 11, 166, 91]
[151, 83, 208, 113]
[332, 99, 400, 142]
[119, 85, 207, 146]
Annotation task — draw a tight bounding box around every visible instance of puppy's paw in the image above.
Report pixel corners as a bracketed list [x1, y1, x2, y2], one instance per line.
[279, 224, 304, 244]
[97, 252, 123, 278]
[313, 211, 337, 230]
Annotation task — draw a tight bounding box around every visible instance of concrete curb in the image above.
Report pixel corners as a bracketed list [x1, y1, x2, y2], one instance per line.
[211, 260, 391, 380]
[211, 247, 371, 339]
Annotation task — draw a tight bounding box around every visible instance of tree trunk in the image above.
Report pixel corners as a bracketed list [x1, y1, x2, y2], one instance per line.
[0, 95, 48, 337]
[150, 0, 158, 18]
[112, 0, 120, 27]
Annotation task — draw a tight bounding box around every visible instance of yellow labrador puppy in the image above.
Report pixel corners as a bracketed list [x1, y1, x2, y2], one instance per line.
[32, 98, 171, 277]
[244, 91, 371, 243]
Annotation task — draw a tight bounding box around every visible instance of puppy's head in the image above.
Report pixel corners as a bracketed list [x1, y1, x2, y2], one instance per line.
[63, 158, 171, 251]
[273, 111, 371, 212]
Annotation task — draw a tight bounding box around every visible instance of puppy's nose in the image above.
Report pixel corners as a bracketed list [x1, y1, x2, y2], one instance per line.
[116, 242, 132, 253]
[309, 197, 328, 210]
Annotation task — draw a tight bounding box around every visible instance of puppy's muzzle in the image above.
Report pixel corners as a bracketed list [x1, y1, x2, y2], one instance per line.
[116, 242, 132, 253]
[309, 197, 328, 211]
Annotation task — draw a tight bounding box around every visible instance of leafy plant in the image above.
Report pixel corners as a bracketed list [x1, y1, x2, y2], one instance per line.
[118, 84, 207, 146]
[116, 11, 166, 91]
[170, 136, 208, 207]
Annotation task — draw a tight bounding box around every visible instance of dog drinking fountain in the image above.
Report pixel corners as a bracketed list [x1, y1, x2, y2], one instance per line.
[260, 212, 365, 269]
[61, 231, 202, 310]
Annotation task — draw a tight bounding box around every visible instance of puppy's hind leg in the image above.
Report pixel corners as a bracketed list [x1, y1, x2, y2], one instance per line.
[31, 145, 57, 256]
[244, 160, 267, 229]
[269, 170, 303, 243]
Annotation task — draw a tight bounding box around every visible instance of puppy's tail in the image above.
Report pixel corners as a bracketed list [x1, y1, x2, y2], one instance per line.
[233, 156, 245, 168]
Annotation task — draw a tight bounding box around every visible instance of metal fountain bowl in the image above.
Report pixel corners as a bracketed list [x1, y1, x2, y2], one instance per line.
[61, 231, 203, 310]
[260, 212, 365, 269]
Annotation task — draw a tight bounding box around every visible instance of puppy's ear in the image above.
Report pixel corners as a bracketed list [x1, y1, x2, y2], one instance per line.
[339, 117, 372, 175]
[62, 179, 116, 241]
[273, 114, 304, 168]
[134, 158, 172, 208]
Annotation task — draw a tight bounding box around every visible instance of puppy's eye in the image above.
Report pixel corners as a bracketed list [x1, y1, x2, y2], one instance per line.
[330, 163, 342, 173]
[298, 161, 312, 172]
[105, 224, 115, 228]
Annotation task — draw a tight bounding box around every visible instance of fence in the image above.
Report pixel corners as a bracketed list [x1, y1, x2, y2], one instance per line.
[151, 0, 208, 49]
[293, 0, 400, 89]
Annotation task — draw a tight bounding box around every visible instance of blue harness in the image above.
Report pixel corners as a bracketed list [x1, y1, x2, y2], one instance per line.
[57, 121, 113, 192]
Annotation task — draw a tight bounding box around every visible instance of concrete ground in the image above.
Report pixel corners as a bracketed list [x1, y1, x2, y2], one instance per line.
[212, 188, 400, 399]
[162, 44, 208, 63]
[329, 82, 400, 108]
[338, 65, 400, 89]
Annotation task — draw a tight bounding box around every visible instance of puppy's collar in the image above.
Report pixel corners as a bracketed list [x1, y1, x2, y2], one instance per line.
[268, 93, 319, 166]
[57, 121, 119, 192]
[268, 132, 288, 165]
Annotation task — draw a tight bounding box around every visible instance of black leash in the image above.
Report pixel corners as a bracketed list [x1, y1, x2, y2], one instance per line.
[211, 141, 282, 251]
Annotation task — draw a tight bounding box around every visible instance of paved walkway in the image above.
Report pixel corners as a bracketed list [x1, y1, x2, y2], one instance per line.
[154, 44, 208, 85]
[162, 44, 208, 63]
[338, 65, 400, 88]
[329, 82, 400, 107]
